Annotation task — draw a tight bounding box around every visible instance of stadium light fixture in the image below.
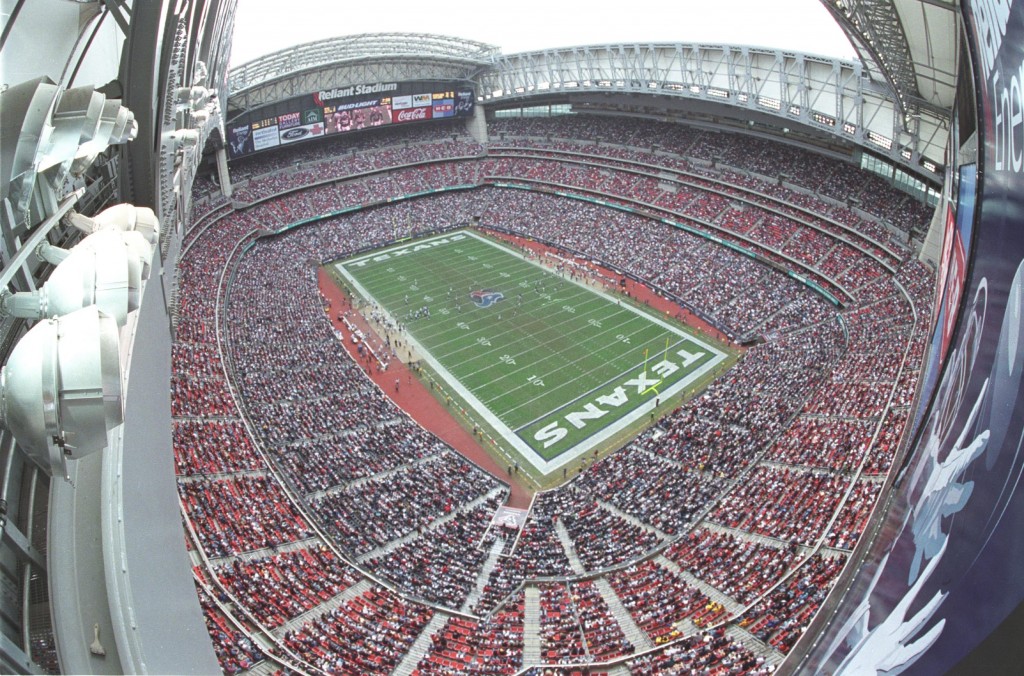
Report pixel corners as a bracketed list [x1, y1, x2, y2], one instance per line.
[3, 234, 141, 326]
[37, 86, 104, 175]
[71, 99, 138, 177]
[1, 78, 139, 224]
[165, 128, 201, 153]
[0, 306, 123, 479]
[176, 85, 211, 111]
[0, 77, 60, 216]
[37, 228, 152, 300]
[67, 203, 161, 248]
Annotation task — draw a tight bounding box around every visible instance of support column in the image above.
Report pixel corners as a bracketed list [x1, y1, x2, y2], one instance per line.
[917, 198, 946, 267]
[466, 103, 488, 145]
[215, 147, 232, 198]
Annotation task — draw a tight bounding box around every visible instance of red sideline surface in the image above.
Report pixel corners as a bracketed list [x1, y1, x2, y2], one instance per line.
[318, 266, 533, 509]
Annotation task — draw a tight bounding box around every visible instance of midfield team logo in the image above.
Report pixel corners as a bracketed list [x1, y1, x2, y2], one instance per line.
[470, 289, 504, 308]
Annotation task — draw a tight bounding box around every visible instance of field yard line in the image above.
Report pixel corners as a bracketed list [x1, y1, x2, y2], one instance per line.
[336, 248, 609, 463]
[435, 291, 618, 362]
[525, 353, 725, 469]
[419, 274, 597, 350]
[471, 316, 651, 396]
[476, 318, 666, 414]
[506, 336, 697, 431]
[422, 283, 600, 353]
[462, 231, 727, 357]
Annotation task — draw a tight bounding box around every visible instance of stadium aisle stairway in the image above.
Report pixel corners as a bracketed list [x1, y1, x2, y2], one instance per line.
[596, 498, 672, 541]
[243, 656, 282, 676]
[270, 578, 372, 639]
[655, 554, 744, 617]
[554, 521, 587, 575]
[524, 586, 542, 665]
[593, 578, 655, 653]
[355, 487, 506, 563]
[461, 536, 506, 613]
[394, 613, 450, 676]
[726, 623, 784, 668]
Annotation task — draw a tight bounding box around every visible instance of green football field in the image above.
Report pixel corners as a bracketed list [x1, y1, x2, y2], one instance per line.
[332, 230, 730, 474]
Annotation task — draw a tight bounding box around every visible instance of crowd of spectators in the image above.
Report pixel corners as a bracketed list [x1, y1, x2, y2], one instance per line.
[230, 120, 479, 181]
[533, 489, 664, 572]
[708, 467, 851, 547]
[195, 584, 268, 675]
[473, 512, 575, 614]
[307, 453, 501, 558]
[569, 580, 634, 660]
[212, 546, 360, 629]
[489, 116, 932, 238]
[569, 448, 727, 537]
[480, 155, 889, 305]
[538, 580, 634, 664]
[626, 629, 773, 675]
[608, 560, 712, 642]
[664, 528, 798, 605]
[282, 588, 433, 674]
[363, 496, 504, 610]
[169, 112, 939, 673]
[178, 475, 313, 558]
[415, 594, 524, 675]
[476, 186, 835, 339]
[173, 420, 263, 475]
[738, 554, 847, 653]
[762, 416, 874, 473]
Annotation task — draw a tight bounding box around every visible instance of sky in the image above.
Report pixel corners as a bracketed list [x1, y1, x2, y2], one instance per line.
[229, 0, 858, 68]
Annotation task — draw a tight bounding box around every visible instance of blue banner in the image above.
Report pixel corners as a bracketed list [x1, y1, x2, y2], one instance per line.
[804, 2, 1024, 672]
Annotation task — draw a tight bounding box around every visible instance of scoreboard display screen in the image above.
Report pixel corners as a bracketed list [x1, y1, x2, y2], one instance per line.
[227, 79, 475, 159]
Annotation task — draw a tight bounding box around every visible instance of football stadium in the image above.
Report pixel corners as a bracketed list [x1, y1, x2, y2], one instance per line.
[2, 1, 1024, 675]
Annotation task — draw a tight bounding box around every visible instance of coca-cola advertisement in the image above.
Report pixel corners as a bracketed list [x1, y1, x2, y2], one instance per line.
[392, 106, 432, 124]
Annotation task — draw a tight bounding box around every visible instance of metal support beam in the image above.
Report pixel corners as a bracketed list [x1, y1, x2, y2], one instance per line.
[474, 43, 948, 179]
[1, 520, 46, 572]
[101, 0, 131, 36]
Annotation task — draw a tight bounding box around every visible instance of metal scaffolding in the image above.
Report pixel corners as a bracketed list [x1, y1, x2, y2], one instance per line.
[477, 42, 948, 176]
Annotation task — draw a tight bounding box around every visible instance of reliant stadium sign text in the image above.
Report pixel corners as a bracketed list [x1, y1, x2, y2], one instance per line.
[314, 82, 399, 105]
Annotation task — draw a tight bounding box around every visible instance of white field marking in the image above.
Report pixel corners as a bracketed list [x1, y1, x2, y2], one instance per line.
[496, 335, 701, 425]
[425, 288, 650, 393]
[334, 229, 728, 475]
[340, 231, 471, 268]
[434, 277, 684, 411]
[366, 243, 556, 330]
[413, 257, 593, 350]
[518, 352, 725, 471]
[508, 336, 702, 431]
[435, 290, 616, 362]
[468, 313, 657, 398]
[475, 318, 667, 415]
[416, 278, 599, 356]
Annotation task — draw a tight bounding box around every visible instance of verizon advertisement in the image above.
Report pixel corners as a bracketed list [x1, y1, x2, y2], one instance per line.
[227, 80, 475, 158]
[252, 125, 280, 151]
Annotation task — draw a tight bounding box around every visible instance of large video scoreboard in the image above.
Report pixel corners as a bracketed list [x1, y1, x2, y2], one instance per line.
[226, 79, 475, 158]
